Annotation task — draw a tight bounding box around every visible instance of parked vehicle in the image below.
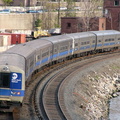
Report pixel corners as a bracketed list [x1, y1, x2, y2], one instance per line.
[0, 9, 11, 13]
[0, 33, 26, 44]
[30, 27, 51, 39]
[26, 10, 37, 13]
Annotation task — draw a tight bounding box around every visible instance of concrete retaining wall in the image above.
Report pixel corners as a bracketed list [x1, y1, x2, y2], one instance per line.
[0, 13, 34, 30]
[0, 13, 59, 30]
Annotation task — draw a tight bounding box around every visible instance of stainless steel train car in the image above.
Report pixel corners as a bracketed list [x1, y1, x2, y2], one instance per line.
[0, 30, 120, 112]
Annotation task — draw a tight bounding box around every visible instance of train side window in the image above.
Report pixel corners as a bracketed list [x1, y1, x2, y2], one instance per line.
[54, 49, 57, 53]
[30, 60, 34, 67]
[81, 42, 85, 45]
[42, 51, 49, 57]
[37, 55, 41, 60]
[98, 40, 101, 42]
[50, 50, 52, 53]
[93, 40, 95, 43]
[105, 39, 108, 42]
[65, 46, 68, 49]
[118, 38, 120, 40]
[60, 46, 63, 50]
[29, 56, 34, 67]
[42, 53, 45, 57]
[75, 43, 78, 46]
[60, 47, 62, 50]
[26, 63, 29, 72]
[87, 41, 90, 44]
[46, 51, 49, 55]
[60, 45, 67, 51]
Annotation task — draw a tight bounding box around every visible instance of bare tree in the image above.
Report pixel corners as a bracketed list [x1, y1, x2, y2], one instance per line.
[81, 0, 103, 31]
[65, 0, 76, 17]
[2, 0, 13, 6]
[36, 0, 58, 29]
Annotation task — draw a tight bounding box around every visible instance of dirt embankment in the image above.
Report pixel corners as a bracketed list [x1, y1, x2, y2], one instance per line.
[64, 56, 120, 120]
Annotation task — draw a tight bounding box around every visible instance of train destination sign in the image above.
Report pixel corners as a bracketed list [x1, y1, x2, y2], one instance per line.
[10, 72, 22, 89]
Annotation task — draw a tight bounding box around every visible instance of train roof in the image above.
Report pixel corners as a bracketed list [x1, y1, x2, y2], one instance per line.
[40, 34, 73, 43]
[4, 39, 52, 58]
[0, 53, 25, 70]
[66, 31, 95, 39]
[91, 30, 120, 36]
[40, 32, 96, 42]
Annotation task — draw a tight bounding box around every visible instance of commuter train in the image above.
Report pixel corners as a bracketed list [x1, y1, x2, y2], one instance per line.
[0, 30, 120, 111]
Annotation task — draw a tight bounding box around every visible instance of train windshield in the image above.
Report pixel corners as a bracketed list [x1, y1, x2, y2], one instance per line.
[0, 73, 10, 88]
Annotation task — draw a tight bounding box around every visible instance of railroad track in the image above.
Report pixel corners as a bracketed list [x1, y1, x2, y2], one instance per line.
[41, 66, 74, 120]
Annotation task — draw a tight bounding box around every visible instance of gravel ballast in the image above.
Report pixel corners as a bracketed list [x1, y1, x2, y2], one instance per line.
[64, 56, 120, 120]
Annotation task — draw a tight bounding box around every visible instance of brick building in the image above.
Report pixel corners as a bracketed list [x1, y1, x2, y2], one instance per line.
[104, 0, 120, 31]
[0, 0, 69, 6]
[61, 0, 120, 34]
[61, 17, 99, 34]
[0, 0, 36, 6]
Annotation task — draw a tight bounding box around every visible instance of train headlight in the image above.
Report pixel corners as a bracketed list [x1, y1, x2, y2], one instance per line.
[17, 92, 20, 95]
[2, 66, 9, 72]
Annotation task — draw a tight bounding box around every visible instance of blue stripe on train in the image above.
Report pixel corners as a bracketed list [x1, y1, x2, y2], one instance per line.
[104, 42, 115, 46]
[0, 89, 25, 96]
[80, 46, 90, 50]
[52, 54, 58, 58]
[97, 44, 102, 47]
[69, 49, 73, 53]
[41, 57, 48, 64]
[59, 51, 68, 56]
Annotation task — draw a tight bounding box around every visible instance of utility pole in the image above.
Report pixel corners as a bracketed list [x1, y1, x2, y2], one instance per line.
[58, 0, 60, 26]
[24, 0, 27, 11]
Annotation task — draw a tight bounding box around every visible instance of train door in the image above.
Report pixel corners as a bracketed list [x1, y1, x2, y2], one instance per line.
[46, 46, 52, 63]
[36, 49, 41, 68]
[100, 34, 104, 51]
[53, 44, 59, 61]
[69, 41, 72, 54]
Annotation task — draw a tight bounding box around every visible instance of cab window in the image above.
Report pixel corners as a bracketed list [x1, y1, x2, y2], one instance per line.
[0, 73, 10, 88]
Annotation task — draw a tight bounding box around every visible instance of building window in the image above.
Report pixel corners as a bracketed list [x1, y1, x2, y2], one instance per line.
[78, 23, 83, 30]
[114, 0, 119, 6]
[67, 23, 71, 28]
[102, 23, 104, 29]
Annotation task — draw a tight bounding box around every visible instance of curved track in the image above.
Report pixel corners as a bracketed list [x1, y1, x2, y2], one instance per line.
[41, 67, 74, 120]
